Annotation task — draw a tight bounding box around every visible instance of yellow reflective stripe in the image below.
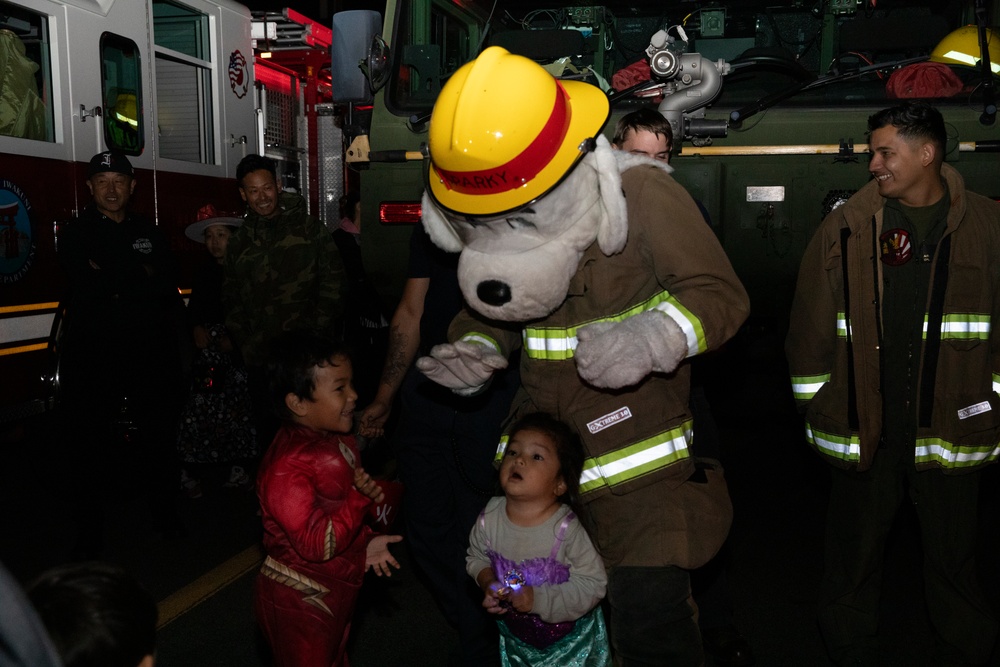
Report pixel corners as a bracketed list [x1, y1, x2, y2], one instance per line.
[790, 373, 829, 401]
[836, 312, 851, 338]
[578, 421, 692, 495]
[522, 328, 577, 360]
[522, 290, 706, 360]
[914, 438, 1000, 468]
[651, 298, 704, 357]
[459, 332, 502, 354]
[804, 422, 861, 463]
[494, 434, 509, 465]
[922, 313, 990, 340]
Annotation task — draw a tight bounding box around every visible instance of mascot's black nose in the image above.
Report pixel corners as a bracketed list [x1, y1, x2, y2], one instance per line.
[477, 280, 512, 306]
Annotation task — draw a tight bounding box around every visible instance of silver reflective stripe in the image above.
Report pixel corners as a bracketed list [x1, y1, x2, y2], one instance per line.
[578, 422, 692, 495]
[790, 373, 829, 401]
[805, 422, 861, 462]
[922, 313, 991, 340]
[651, 300, 702, 358]
[836, 312, 851, 338]
[459, 333, 502, 353]
[494, 434, 509, 464]
[915, 438, 1000, 468]
[993, 373, 1000, 395]
[522, 290, 706, 361]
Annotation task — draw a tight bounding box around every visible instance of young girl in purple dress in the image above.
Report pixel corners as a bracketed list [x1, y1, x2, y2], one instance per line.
[467, 413, 610, 667]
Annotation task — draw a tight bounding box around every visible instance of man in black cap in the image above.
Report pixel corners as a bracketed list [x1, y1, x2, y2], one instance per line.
[57, 151, 188, 558]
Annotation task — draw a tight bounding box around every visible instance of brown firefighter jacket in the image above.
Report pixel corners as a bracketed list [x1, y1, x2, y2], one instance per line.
[786, 162, 1000, 473]
[449, 164, 750, 567]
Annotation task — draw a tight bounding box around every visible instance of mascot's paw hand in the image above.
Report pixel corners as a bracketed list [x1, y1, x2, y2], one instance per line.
[575, 311, 688, 389]
[416, 340, 508, 394]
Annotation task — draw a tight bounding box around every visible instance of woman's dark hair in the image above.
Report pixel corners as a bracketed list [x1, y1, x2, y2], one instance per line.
[267, 331, 351, 419]
[506, 412, 584, 507]
[27, 562, 157, 667]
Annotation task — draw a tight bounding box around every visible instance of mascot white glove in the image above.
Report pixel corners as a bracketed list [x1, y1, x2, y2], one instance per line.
[575, 310, 688, 389]
[416, 340, 509, 396]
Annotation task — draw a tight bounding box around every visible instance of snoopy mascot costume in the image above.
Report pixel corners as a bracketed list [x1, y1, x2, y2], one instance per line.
[416, 46, 751, 665]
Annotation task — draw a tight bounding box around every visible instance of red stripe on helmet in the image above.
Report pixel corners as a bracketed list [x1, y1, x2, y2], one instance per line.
[432, 81, 572, 196]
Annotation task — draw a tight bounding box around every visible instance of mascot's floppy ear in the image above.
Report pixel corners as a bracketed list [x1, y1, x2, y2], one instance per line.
[421, 190, 464, 253]
[592, 135, 628, 255]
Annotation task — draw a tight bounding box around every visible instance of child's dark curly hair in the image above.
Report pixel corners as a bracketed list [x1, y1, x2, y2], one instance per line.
[267, 331, 351, 420]
[506, 412, 584, 507]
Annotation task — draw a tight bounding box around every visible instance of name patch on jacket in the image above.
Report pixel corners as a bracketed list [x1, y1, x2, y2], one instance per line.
[879, 228, 912, 266]
[587, 407, 632, 434]
[958, 401, 992, 420]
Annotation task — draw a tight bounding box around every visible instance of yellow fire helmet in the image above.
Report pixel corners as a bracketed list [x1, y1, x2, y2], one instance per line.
[930, 25, 1000, 75]
[427, 46, 610, 218]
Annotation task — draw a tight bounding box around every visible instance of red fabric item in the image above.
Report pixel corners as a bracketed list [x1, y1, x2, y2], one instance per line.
[612, 59, 652, 92]
[368, 478, 404, 533]
[886, 62, 964, 99]
[254, 423, 372, 667]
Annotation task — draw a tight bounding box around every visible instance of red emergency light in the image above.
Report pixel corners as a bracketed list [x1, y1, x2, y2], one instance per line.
[379, 202, 422, 225]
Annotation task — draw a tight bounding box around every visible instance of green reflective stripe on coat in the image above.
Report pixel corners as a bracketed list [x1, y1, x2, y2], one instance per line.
[522, 290, 706, 360]
[494, 434, 509, 464]
[914, 438, 1000, 468]
[791, 373, 830, 401]
[836, 312, 850, 338]
[522, 328, 577, 360]
[805, 422, 861, 463]
[459, 332, 502, 354]
[578, 421, 693, 495]
[922, 313, 991, 340]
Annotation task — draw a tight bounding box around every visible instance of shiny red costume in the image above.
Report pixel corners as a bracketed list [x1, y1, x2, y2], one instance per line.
[254, 423, 372, 667]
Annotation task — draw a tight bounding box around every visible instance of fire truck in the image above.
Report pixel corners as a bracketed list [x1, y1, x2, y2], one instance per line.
[0, 0, 341, 426]
[332, 0, 1000, 318]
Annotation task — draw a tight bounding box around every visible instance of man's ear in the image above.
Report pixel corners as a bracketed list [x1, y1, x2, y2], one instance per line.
[285, 392, 309, 418]
[128, 178, 137, 195]
[922, 141, 938, 167]
[238, 187, 248, 203]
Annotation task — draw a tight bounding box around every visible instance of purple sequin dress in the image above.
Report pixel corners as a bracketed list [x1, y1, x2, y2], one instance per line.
[487, 513, 576, 649]
[482, 510, 611, 667]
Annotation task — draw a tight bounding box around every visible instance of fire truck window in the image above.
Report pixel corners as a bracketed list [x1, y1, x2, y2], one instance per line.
[152, 0, 214, 165]
[0, 3, 53, 142]
[389, 0, 480, 112]
[100, 34, 144, 155]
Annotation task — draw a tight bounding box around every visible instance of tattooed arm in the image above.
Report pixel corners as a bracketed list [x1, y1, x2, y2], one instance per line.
[358, 277, 429, 438]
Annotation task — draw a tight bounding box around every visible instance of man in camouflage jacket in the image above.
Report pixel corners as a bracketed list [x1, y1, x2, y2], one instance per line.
[224, 154, 345, 442]
[224, 154, 345, 367]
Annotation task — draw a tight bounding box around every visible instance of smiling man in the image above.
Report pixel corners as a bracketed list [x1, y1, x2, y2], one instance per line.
[58, 150, 188, 558]
[224, 154, 346, 446]
[786, 102, 1000, 665]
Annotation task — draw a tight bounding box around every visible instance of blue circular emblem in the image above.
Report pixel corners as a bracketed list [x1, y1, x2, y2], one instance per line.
[0, 180, 35, 283]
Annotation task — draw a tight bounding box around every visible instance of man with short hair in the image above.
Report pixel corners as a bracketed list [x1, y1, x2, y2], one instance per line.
[224, 154, 346, 444]
[58, 150, 187, 558]
[787, 101, 1000, 665]
[612, 107, 674, 162]
[613, 108, 754, 667]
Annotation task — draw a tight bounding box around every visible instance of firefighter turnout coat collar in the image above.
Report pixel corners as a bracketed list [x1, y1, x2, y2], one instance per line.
[786, 162, 1000, 473]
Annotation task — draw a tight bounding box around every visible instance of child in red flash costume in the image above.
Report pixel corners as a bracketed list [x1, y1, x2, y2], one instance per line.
[254, 332, 402, 667]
